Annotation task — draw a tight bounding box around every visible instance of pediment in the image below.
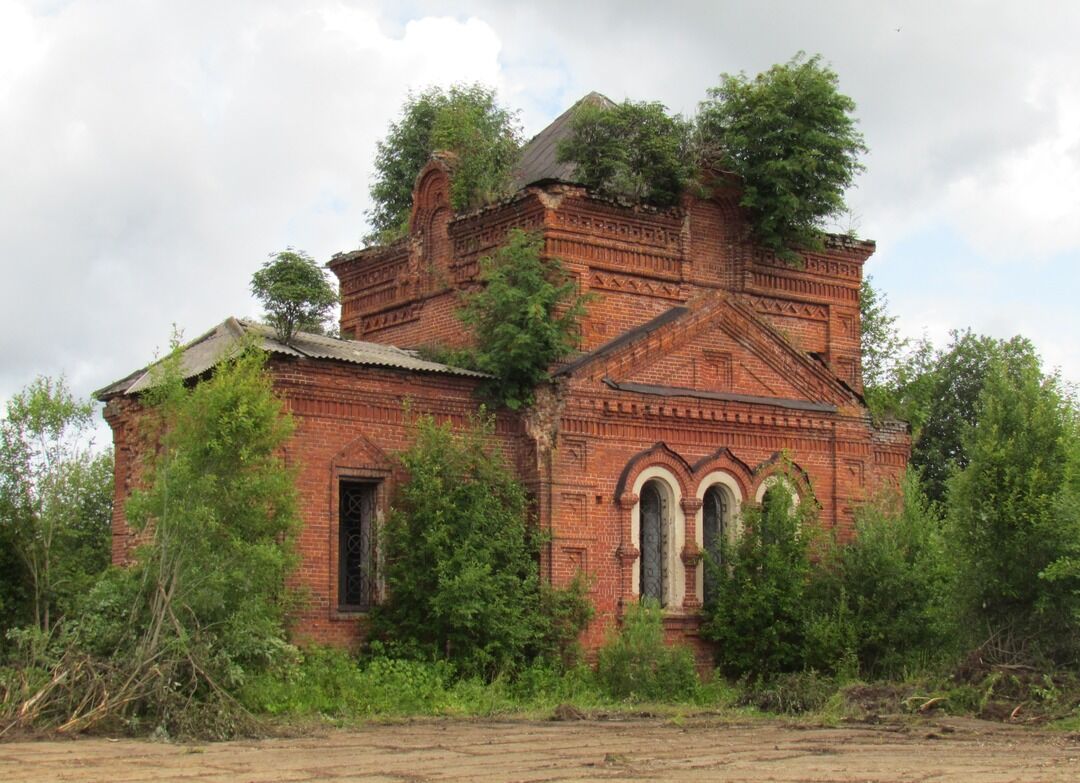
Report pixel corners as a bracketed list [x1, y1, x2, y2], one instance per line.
[332, 434, 392, 473]
[560, 293, 856, 408]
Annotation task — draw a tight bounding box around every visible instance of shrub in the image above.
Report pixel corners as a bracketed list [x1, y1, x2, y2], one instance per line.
[595, 599, 700, 702]
[372, 413, 542, 679]
[815, 472, 954, 678]
[948, 354, 1080, 663]
[738, 671, 839, 715]
[702, 480, 819, 677]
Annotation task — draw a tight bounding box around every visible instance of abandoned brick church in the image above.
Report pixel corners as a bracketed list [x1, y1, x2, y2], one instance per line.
[99, 95, 909, 654]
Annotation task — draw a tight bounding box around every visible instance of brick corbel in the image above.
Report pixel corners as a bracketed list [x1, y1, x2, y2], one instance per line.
[680, 541, 702, 567]
[616, 543, 640, 564]
[617, 491, 639, 509]
[680, 497, 703, 515]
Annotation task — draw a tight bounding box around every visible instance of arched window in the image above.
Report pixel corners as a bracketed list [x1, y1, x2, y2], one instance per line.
[639, 480, 667, 605]
[702, 484, 732, 603]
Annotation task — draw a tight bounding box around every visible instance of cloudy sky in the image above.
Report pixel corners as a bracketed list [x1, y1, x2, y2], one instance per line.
[2, 0, 1078, 423]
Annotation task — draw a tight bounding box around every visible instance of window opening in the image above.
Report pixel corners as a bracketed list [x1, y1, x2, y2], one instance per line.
[339, 480, 376, 610]
[639, 480, 667, 606]
[702, 485, 729, 603]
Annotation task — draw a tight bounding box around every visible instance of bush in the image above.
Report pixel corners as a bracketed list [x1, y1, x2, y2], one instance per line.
[696, 52, 866, 258]
[595, 600, 700, 702]
[815, 472, 954, 678]
[2, 342, 300, 738]
[557, 98, 693, 207]
[738, 671, 839, 715]
[701, 480, 819, 677]
[372, 413, 543, 679]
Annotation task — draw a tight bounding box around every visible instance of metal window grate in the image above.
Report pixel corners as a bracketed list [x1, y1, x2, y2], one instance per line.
[339, 481, 376, 610]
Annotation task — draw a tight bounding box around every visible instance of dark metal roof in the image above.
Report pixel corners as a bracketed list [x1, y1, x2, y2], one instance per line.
[511, 91, 616, 190]
[556, 306, 689, 377]
[602, 379, 838, 413]
[96, 317, 487, 399]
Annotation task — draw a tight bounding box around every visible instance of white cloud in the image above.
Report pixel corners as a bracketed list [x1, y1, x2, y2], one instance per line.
[0, 0, 505, 402]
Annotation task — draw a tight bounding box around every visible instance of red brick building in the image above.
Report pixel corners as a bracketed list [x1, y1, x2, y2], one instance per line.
[100, 95, 909, 653]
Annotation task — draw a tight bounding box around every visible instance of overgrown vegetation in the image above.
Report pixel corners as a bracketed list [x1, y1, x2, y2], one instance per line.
[702, 479, 823, 677]
[695, 52, 866, 257]
[0, 376, 112, 641]
[368, 83, 521, 243]
[2, 342, 299, 739]
[250, 248, 339, 343]
[557, 99, 693, 207]
[455, 229, 588, 410]
[371, 412, 591, 679]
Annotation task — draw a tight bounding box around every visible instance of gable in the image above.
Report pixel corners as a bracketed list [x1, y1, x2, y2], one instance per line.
[559, 293, 857, 409]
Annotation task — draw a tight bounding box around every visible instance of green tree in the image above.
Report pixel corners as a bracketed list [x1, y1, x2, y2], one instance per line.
[251, 249, 339, 344]
[368, 83, 521, 241]
[696, 52, 866, 257]
[557, 98, 693, 207]
[816, 472, 953, 677]
[120, 341, 300, 672]
[0, 377, 110, 635]
[701, 480, 819, 677]
[859, 276, 907, 395]
[913, 331, 1039, 505]
[372, 414, 543, 679]
[458, 229, 588, 410]
[948, 353, 1078, 660]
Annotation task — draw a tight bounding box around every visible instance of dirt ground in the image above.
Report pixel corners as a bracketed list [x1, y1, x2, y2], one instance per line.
[2, 716, 1079, 782]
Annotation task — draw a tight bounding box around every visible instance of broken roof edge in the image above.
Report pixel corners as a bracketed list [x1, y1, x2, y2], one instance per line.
[95, 317, 489, 400]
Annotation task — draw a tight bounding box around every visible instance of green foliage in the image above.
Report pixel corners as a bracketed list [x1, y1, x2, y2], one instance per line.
[816, 472, 954, 678]
[913, 331, 1040, 505]
[123, 341, 300, 674]
[595, 599, 700, 702]
[0, 376, 111, 636]
[701, 481, 819, 677]
[250, 248, 338, 344]
[859, 275, 914, 419]
[458, 229, 588, 410]
[557, 98, 693, 207]
[368, 83, 521, 241]
[948, 353, 1080, 662]
[372, 413, 543, 679]
[696, 52, 866, 258]
[536, 571, 594, 667]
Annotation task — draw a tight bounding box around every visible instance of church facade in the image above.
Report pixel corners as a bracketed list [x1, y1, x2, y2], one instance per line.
[100, 98, 909, 655]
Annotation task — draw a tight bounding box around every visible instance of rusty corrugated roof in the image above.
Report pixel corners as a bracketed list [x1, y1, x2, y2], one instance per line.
[511, 91, 616, 190]
[95, 317, 487, 399]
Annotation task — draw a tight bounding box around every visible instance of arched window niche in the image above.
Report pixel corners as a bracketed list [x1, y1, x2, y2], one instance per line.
[695, 472, 743, 606]
[630, 467, 685, 608]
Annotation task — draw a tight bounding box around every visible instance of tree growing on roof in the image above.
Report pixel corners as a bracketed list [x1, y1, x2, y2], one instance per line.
[368, 83, 522, 243]
[556, 98, 693, 208]
[696, 52, 867, 259]
[457, 229, 588, 410]
[250, 249, 338, 344]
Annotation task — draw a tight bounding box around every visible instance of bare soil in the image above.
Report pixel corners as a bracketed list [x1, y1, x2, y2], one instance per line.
[2, 715, 1079, 782]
